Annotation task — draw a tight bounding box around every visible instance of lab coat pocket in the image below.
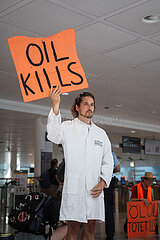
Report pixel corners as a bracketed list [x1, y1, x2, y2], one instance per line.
[66, 173, 79, 194]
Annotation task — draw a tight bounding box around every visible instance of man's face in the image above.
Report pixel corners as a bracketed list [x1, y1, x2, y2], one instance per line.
[76, 96, 95, 119]
[143, 178, 154, 187]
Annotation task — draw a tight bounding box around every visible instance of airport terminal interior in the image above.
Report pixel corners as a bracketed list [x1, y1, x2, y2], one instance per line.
[0, 0, 160, 239]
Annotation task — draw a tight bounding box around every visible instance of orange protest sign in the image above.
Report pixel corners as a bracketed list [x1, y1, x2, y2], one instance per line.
[127, 201, 158, 238]
[8, 28, 88, 102]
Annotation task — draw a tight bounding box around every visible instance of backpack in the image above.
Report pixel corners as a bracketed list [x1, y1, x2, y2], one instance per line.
[39, 171, 52, 189]
[8, 192, 60, 235]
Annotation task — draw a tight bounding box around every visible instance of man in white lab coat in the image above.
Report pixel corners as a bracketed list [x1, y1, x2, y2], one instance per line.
[47, 86, 114, 240]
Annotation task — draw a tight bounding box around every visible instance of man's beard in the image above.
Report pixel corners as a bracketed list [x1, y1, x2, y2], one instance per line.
[79, 111, 93, 119]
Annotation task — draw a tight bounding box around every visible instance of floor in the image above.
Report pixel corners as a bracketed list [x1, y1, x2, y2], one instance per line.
[94, 214, 159, 240]
[0, 206, 159, 240]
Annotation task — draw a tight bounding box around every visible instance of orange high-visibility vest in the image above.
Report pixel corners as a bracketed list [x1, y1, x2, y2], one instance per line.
[135, 182, 152, 202]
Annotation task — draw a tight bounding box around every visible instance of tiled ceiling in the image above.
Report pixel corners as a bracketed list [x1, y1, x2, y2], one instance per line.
[0, 0, 160, 170]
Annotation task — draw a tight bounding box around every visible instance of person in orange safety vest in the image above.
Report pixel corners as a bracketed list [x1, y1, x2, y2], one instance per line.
[130, 172, 154, 206]
[124, 172, 158, 235]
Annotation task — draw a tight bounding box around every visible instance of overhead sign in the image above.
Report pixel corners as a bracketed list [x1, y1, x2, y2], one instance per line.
[127, 201, 158, 238]
[8, 28, 88, 102]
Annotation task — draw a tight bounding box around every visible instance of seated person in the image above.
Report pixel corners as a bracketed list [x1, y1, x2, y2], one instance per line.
[130, 172, 154, 206]
[129, 172, 158, 234]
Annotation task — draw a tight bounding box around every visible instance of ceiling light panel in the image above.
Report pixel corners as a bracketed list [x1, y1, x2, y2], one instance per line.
[76, 22, 137, 53]
[1, 0, 91, 36]
[57, 0, 140, 17]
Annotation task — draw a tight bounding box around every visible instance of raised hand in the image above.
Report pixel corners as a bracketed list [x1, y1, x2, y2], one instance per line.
[50, 86, 62, 115]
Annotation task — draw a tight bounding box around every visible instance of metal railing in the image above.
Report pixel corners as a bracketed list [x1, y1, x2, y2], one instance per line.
[0, 177, 41, 212]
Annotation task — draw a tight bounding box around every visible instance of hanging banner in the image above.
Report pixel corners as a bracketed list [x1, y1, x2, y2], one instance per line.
[127, 201, 158, 238]
[8, 28, 88, 102]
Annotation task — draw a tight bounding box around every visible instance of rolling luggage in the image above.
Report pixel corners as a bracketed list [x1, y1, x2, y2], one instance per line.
[8, 192, 61, 239]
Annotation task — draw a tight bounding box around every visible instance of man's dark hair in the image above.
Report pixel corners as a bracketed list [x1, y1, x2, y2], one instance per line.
[51, 158, 58, 168]
[71, 92, 95, 118]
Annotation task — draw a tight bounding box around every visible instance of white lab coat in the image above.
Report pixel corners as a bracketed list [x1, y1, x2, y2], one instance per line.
[47, 109, 114, 223]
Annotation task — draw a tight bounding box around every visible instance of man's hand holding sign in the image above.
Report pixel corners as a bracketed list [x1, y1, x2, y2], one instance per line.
[8, 28, 88, 102]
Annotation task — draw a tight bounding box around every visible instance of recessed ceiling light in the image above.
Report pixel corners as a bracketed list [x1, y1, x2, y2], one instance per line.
[115, 104, 123, 107]
[141, 15, 160, 24]
[132, 65, 137, 70]
[62, 93, 69, 95]
[131, 130, 136, 133]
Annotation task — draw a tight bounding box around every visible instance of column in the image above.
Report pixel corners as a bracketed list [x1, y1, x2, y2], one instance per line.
[35, 117, 47, 177]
